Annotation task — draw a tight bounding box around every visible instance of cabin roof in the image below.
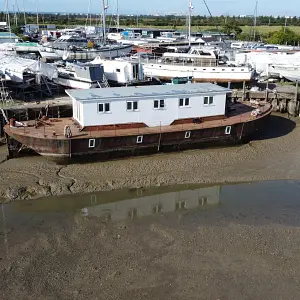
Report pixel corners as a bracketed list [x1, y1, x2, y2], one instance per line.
[66, 83, 230, 102]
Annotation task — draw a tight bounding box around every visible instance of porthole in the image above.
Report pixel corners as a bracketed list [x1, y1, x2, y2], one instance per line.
[185, 131, 191, 139]
[225, 126, 231, 135]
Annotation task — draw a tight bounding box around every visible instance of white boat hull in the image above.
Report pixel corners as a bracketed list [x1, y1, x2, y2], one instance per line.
[15, 45, 39, 53]
[143, 63, 254, 83]
[38, 46, 59, 59]
[59, 45, 132, 61]
[53, 77, 99, 89]
[278, 70, 300, 82]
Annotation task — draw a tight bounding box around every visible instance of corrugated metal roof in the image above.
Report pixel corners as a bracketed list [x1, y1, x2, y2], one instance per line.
[66, 83, 230, 102]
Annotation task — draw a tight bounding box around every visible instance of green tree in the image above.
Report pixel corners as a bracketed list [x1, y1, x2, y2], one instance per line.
[222, 20, 242, 37]
[268, 27, 300, 45]
[10, 25, 22, 36]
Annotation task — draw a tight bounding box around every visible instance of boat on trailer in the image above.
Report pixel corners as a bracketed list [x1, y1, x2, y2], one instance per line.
[4, 83, 272, 163]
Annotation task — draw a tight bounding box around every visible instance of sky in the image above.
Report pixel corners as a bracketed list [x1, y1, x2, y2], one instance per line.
[2, 0, 300, 17]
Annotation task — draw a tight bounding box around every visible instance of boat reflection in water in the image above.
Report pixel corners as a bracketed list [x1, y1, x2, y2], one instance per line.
[81, 186, 221, 222]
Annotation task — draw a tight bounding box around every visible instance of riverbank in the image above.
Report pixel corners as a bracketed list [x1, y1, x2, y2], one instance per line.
[0, 113, 299, 202]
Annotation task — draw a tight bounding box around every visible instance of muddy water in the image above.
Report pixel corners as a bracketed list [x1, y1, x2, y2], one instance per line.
[1, 180, 300, 299]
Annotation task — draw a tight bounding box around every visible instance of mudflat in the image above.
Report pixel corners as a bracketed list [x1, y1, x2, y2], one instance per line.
[0, 113, 299, 202]
[1, 181, 300, 300]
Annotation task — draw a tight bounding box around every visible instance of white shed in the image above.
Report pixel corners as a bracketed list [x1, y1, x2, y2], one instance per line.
[66, 83, 230, 128]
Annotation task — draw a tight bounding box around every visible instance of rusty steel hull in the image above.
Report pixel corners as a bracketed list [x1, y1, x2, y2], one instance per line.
[4, 112, 270, 163]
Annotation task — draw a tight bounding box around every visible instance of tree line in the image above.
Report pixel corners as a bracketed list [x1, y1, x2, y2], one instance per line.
[2, 12, 300, 45]
[2, 13, 300, 28]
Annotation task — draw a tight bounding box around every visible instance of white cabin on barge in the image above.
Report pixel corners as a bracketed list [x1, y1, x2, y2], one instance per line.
[66, 83, 230, 128]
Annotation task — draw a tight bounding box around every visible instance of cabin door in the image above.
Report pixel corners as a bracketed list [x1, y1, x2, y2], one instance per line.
[132, 64, 138, 80]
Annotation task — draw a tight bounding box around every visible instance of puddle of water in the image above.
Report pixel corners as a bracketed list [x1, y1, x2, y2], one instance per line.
[2, 180, 300, 228]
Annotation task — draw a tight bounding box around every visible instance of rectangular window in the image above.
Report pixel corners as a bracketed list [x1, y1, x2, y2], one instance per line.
[179, 98, 190, 107]
[98, 103, 104, 112]
[127, 101, 138, 111]
[175, 200, 186, 210]
[137, 135, 143, 143]
[89, 139, 95, 148]
[116, 68, 121, 72]
[98, 102, 110, 113]
[199, 197, 208, 206]
[204, 96, 214, 106]
[154, 99, 165, 109]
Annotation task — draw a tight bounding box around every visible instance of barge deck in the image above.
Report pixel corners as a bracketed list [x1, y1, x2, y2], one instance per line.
[4, 101, 272, 163]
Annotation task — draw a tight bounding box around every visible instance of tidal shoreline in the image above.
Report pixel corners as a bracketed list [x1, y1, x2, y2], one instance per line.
[0, 113, 299, 203]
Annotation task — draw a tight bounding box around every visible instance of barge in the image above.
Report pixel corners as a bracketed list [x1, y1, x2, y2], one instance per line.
[4, 83, 272, 163]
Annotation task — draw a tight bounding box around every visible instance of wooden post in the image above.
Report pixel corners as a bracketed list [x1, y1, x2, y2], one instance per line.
[242, 81, 246, 101]
[295, 80, 298, 102]
[157, 122, 162, 152]
[265, 80, 269, 102]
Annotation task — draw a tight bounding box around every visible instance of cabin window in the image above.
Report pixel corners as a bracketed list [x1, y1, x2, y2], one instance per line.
[154, 99, 165, 109]
[199, 197, 208, 206]
[179, 98, 190, 107]
[98, 102, 110, 113]
[127, 101, 138, 111]
[152, 204, 162, 214]
[185, 131, 191, 139]
[116, 68, 121, 72]
[137, 135, 143, 143]
[175, 200, 186, 210]
[89, 139, 95, 148]
[225, 126, 231, 135]
[204, 96, 214, 106]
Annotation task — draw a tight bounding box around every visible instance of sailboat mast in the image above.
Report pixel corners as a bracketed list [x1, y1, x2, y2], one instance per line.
[253, 0, 258, 41]
[22, 0, 26, 26]
[36, 0, 39, 28]
[116, 0, 119, 31]
[188, 1, 194, 47]
[13, 5, 17, 27]
[102, 0, 107, 43]
[5, 0, 11, 38]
